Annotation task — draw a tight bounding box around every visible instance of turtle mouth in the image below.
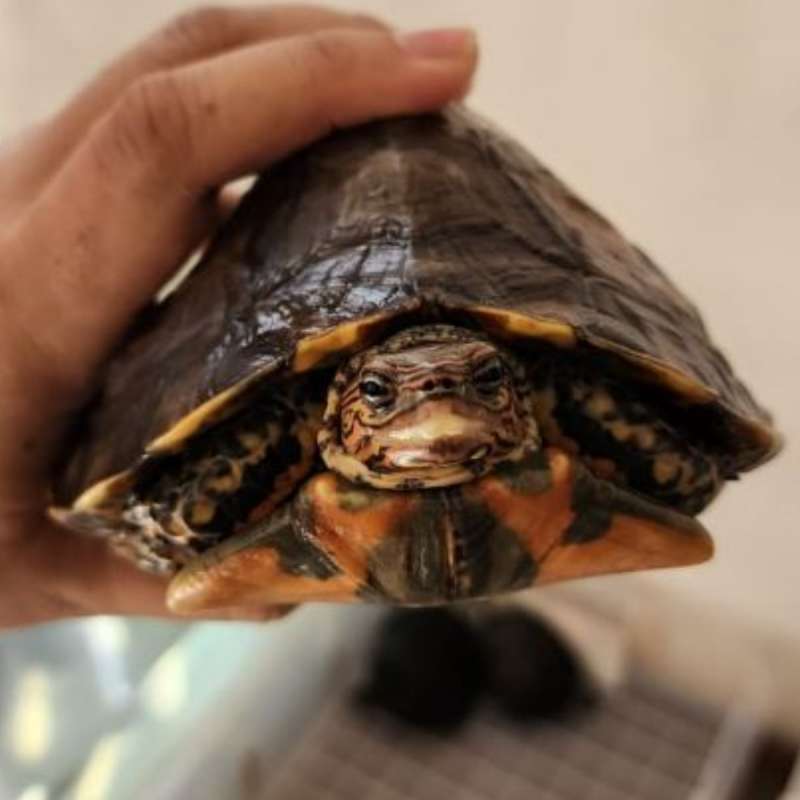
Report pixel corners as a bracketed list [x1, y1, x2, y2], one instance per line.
[386, 440, 492, 469]
[375, 406, 501, 470]
[320, 399, 536, 490]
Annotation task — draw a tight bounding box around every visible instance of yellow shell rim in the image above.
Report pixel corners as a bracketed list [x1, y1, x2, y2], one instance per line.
[65, 306, 780, 513]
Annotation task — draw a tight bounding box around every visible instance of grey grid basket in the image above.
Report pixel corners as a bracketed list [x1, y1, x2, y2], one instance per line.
[262, 673, 747, 800]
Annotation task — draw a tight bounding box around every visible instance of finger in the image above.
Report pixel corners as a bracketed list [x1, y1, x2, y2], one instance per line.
[8, 5, 388, 198]
[183, 603, 296, 622]
[4, 519, 295, 627]
[9, 26, 478, 395]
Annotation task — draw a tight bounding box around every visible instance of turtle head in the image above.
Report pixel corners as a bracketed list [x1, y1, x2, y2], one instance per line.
[319, 325, 540, 489]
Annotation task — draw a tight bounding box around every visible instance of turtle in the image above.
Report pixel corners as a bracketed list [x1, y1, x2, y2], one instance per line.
[49, 105, 781, 614]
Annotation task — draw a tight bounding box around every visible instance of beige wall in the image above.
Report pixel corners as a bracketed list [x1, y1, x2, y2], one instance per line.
[1, 0, 797, 682]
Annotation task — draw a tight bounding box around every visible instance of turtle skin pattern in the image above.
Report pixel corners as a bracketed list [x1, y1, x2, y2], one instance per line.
[166, 449, 712, 611]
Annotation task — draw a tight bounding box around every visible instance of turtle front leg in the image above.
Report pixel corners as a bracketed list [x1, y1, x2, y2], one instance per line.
[51, 375, 328, 578]
[530, 365, 723, 515]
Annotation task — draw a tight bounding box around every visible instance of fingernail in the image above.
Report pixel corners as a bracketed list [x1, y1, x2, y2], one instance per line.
[397, 27, 476, 60]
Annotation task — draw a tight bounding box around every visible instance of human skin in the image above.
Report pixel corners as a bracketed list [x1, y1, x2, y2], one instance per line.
[0, 5, 478, 628]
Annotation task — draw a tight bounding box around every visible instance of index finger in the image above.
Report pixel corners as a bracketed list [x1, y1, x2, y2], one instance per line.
[10, 5, 388, 197]
[3, 517, 294, 626]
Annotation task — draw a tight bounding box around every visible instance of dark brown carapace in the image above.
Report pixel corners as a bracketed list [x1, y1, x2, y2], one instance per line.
[49, 107, 779, 614]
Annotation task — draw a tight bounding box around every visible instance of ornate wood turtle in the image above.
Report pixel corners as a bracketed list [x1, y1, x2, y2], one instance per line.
[50, 106, 780, 613]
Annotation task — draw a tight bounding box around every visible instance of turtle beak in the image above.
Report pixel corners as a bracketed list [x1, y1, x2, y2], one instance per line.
[378, 402, 496, 468]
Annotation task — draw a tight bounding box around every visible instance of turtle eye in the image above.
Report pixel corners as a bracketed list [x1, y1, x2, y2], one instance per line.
[359, 374, 394, 406]
[473, 357, 506, 393]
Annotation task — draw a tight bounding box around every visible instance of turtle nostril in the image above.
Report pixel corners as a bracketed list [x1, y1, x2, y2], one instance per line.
[421, 377, 456, 393]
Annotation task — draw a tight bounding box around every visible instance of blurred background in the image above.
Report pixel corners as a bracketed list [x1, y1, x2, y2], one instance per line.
[0, 1, 797, 798]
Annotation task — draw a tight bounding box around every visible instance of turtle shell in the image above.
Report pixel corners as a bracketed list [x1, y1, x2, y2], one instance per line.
[54, 105, 778, 526]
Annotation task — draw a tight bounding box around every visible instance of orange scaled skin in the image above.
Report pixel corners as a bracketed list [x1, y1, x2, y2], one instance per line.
[167, 449, 712, 614]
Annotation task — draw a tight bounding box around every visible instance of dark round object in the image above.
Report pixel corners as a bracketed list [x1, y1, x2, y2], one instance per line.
[357, 609, 487, 732]
[482, 608, 592, 721]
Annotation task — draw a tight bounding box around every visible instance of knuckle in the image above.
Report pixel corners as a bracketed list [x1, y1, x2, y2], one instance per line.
[305, 30, 360, 76]
[160, 5, 236, 51]
[343, 12, 389, 32]
[94, 71, 198, 171]
[0, 230, 86, 396]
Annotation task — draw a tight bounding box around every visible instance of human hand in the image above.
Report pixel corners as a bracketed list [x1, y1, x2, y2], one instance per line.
[0, 5, 477, 627]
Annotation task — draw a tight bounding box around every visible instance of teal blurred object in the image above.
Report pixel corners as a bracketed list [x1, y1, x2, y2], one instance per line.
[0, 618, 185, 798]
[0, 605, 359, 800]
[0, 602, 782, 800]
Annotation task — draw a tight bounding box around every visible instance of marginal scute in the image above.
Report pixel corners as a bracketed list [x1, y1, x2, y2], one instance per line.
[615, 346, 717, 404]
[146, 377, 257, 455]
[473, 305, 725, 409]
[469, 307, 576, 348]
[71, 471, 135, 513]
[292, 313, 397, 373]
